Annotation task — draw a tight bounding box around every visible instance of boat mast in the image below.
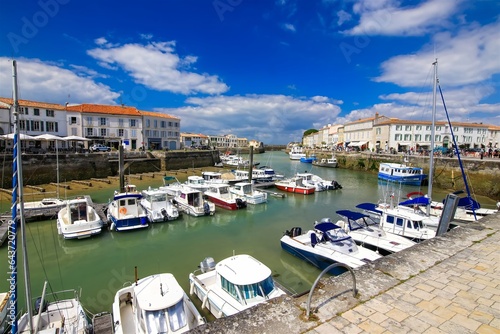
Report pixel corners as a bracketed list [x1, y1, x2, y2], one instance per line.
[427, 59, 438, 214]
[11, 60, 34, 334]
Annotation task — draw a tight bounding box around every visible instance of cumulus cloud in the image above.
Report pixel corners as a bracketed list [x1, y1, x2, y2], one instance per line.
[0, 57, 119, 104]
[374, 20, 500, 88]
[343, 0, 460, 36]
[282, 23, 296, 32]
[156, 94, 342, 144]
[88, 40, 229, 95]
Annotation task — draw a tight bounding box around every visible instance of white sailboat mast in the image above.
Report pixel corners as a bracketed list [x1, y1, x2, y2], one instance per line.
[427, 59, 438, 213]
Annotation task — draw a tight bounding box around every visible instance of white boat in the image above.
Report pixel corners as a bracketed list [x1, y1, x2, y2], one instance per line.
[56, 197, 104, 239]
[204, 183, 247, 210]
[280, 222, 382, 273]
[18, 282, 91, 334]
[188, 254, 286, 319]
[229, 182, 268, 205]
[312, 154, 338, 168]
[202, 171, 229, 185]
[356, 202, 436, 241]
[378, 162, 427, 186]
[0, 292, 9, 334]
[107, 185, 149, 232]
[289, 145, 306, 160]
[184, 175, 210, 192]
[222, 154, 249, 168]
[172, 185, 215, 217]
[113, 273, 205, 334]
[296, 172, 342, 191]
[141, 187, 180, 223]
[274, 177, 316, 195]
[334, 211, 416, 255]
[252, 166, 284, 183]
[20, 197, 67, 218]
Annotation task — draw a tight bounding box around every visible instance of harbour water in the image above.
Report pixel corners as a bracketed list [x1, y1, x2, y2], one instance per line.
[0, 151, 496, 322]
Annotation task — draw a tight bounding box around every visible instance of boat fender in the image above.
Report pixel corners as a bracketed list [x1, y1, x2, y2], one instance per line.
[110, 222, 116, 231]
[201, 294, 209, 310]
[203, 202, 210, 215]
[119, 207, 127, 215]
[189, 281, 195, 295]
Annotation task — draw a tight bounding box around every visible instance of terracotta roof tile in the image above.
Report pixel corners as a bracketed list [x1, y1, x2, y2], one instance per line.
[0, 97, 65, 109]
[139, 110, 180, 120]
[65, 103, 141, 116]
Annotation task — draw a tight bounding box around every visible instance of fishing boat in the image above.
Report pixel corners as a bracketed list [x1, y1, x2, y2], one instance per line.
[377, 162, 427, 186]
[188, 254, 286, 319]
[280, 221, 382, 274]
[252, 166, 284, 183]
[184, 175, 210, 192]
[296, 172, 342, 191]
[107, 184, 149, 231]
[334, 211, 416, 255]
[203, 183, 247, 210]
[202, 171, 229, 185]
[356, 203, 436, 242]
[140, 187, 180, 223]
[112, 272, 205, 334]
[299, 154, 317, 163]
[56, 196, 104, 239]
[229, 182, 268, 205]
[172, 185, 215, 216]
[274, 177, 316, 195]
[289, 145, 306, 160]
[312, 154, 338, 168]
[20, 197, 67, 219]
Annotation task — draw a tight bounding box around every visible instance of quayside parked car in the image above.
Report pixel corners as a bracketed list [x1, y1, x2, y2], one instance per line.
[90, 144, 111, 152]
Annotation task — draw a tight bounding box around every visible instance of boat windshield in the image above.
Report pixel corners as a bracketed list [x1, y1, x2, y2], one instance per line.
[145, 300, 187, 333]
[242, 185, 252, 194]
[151, 194, 167, 202]
[239, 276, 276, 300]
[326, 228, 351, 242]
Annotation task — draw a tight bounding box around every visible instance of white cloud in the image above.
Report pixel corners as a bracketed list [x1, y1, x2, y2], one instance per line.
[0, 57, 119, 105]
[282, 23, 296, 32]
[337, 10, 352, 26]
[88, 41, 229, 95]
[156, 94, 342, 144]
[343, 0, 460, 36]
[374, 20, 500, 87]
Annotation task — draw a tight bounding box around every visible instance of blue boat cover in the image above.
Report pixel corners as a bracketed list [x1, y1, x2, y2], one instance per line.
[315, 222, 340, 232]
[456, 197, 481, 210]
[336, 210, 367, 220]
[399, 196, 431, 206]
[355, 203, 382, 214]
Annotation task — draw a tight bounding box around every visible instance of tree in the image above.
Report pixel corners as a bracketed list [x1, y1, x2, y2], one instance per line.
[303, 129, 318, 137]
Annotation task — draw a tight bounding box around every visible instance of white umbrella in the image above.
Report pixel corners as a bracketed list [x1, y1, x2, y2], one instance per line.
[63, 135, 90, 141]
[34, 134, 63, 141]
[1, 133, 36, 140]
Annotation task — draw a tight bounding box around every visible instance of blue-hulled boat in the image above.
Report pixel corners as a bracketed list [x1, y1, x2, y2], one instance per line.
[299, 155, 317, 163]
[378, 162, 427, 186]
[107, 185, 149, 231]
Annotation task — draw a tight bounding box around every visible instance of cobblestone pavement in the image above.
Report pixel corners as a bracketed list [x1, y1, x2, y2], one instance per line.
[305, 221, 500, 334]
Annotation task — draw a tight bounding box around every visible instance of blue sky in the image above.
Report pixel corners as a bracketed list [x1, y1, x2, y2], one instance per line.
[0, 0, 499, 144]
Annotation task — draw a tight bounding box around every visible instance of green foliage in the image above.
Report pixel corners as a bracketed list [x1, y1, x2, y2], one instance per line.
[303, 129, 318, 137]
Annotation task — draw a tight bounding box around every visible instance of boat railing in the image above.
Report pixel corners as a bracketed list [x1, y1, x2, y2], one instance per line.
[305, 263, 357, 318]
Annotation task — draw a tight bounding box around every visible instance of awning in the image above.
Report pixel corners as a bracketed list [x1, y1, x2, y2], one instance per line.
[348, 141, 367, 147]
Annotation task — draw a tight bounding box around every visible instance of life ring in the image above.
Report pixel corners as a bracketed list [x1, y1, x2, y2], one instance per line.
[119, 207, 127, 215]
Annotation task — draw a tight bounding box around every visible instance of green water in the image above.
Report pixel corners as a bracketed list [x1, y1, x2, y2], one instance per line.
[0, 151, 495, 319]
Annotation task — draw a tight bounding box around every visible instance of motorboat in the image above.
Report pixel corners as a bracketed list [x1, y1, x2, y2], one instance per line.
[252, 166, 284, 183]
[356, 203, 436, 241]
[188, 254, 286, 319]
[378, 162, 427, 186]
[289, 145, 306, 160]
[56, 196, 104, 239]
[334, 211, 416, 255]
[280, 222, 382, 274]
[0, 292, 9, 334]
[107, 184, 149, 232]
[312, 154, 338, 168]
[20, 197, 67, 219]
[184, 175, 210, 192]
[274, 177, 315, 195]
[299, 154, 317, 163]
[113, 273, 205, 334]
[203, 183, 247, 210]
[221, 154, 249, 168]
[141, 187, 180, 223]
[229, 182, 268, 205]
[172, 185, 215, 217]
[18, 282, 91, 334]
[296, 172, 342, 191]
[202, 171, 229, 185]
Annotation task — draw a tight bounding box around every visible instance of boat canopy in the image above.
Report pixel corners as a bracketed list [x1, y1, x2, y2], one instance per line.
[399, 196, 431, 207]
[356, 202, 383, 214]
[336, 210, 368, 221]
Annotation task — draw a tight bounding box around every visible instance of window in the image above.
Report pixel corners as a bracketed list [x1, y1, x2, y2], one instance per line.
[86, 117, 93, 126]
[46, 109, 55, 117]
[416, 125, 422, 131]
[169, 122, 173, 127]
[435, 135, 441, 142]
[395, 134, 402, 141]
[376, 128, 381, 135]
[70, 117, 77, 124]
[118, 129, 124, 136]
[426, 125, 431, 131]
[396, 218, 404, 226]
[453, 127, 458, 132]
[161, 121, 166, 128]
[130, 119, 136, 127]
[34, 108, 40, 116]
[46, 121, 58, 132]
[20, 120, 26, 130]
[436, 126, 441, 131]
[100, 128, 107, 137]
[415, 134, 422, 141]
[85, 128, 94, 136]
[396, 125, 402, 131]
[425, 134, 431, 141]
[31, 120, 42, 131]
[99, 117, 107, 126]
[131, 129, 137, 138]
[154, 120, 158, 128]
[146, 119, 151, 127]
[386, 216, 394, 224]
[404, 134, 412, 141]
[405, 125, 412, 131]
[118, 119, 124, 127]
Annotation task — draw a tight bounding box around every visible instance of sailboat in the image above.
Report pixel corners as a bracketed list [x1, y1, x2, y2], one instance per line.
[9, 60, 92, 334]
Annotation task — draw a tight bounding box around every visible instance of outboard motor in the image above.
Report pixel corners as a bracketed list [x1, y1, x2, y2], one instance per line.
[161, 208, 168, 221]
[203, 202, 211, 215]
[332, 180, 342, 189]
[200, 257, 216, 273]
[235, 198, 247, 209]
